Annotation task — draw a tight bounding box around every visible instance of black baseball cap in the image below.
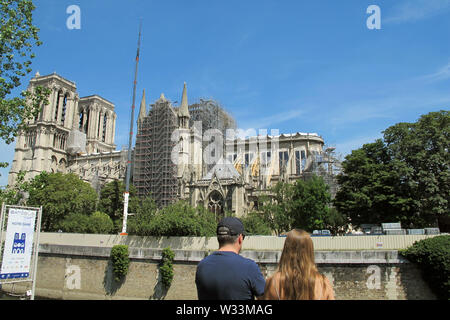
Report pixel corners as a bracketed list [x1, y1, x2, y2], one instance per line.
[217, 217, 245, 236]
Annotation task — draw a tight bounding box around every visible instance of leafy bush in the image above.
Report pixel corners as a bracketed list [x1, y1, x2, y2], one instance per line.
[241, 211, 272, 235]
[160, 247, 175, 288]
[88, 211, 115, 234]
[59, 211, 114, 234]
[98, 180, 140, 230]
[401, 235, 450, 300]
[27, 172, 98, 231]
[110, 245, 130, 282]
[128, 201, 216, 237]
[58, 213, 90, 233]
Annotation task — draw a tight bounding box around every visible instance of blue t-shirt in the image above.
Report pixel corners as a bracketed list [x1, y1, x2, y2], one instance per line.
[195, 251, 266, 300]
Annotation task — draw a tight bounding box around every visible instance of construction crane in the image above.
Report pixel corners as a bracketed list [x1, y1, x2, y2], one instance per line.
[121, 22, 142, 235]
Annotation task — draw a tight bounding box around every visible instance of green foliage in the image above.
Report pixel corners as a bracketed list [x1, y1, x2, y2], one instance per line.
[98, 180, 139, 230]
[0, 0, 51, 147]
[241, 211, 272, 235]
[335, 111, 449, 229]
[110, 245, 130, 282]
[160, 247, 175, 288]
[126, 196, 157, 235]
[26, 172, 98, 231]
[58, 213, 90, 233]
[89, 211, 115, 234]
[258, 176, 345, 234]
[127, 200, 216, 237]
[258, 181, 295, 235]
[0, 170, 29, 204]
[59, 211, 114, 234]
[290, 175, 333, 232]
[401, 235, 450, 300]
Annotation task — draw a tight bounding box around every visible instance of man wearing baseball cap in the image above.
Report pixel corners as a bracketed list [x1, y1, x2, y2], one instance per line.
[195, 217, 266, 300]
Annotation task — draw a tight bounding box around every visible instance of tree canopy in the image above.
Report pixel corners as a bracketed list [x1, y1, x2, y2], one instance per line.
[334, 110, 449, 229]
[258, 176, 346, 235]
[26, 172, 98, 231]
[0, 0, 51, 171]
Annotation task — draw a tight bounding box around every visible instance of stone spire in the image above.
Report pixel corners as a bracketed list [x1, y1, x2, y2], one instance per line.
[179, 82, 190, 118]
[138, 89, 147, 122]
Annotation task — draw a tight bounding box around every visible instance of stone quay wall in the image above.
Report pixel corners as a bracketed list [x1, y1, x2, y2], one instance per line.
[0, 233, 439, 300]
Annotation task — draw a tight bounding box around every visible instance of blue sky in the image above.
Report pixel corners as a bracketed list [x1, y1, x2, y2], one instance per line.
[1, 0, 450, 186]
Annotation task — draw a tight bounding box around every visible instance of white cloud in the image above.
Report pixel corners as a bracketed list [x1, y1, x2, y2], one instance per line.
[239, 108, 304, 130]
[384, 0, 450, 24]
[420, 62, 450, 82]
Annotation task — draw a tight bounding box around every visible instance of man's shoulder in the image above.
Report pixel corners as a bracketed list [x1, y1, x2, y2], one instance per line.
[199, 251, 258, 267]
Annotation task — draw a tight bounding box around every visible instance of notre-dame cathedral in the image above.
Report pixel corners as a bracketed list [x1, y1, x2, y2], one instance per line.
[8, 72, 336, 218]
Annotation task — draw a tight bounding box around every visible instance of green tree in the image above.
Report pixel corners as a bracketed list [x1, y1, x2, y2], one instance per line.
[128, 201, 216, 237]
[58, 213, 90, 233]
[98, 180, 139, 228]
[258, 177, 344, 234]
[88, 211, 115, 234]
[0, 0, 50, 167]
[0, 170, 29, 204]
[290, 175, 333, 232]
[241, 211, 272, 235]
[383, 110, 449, 226]
[26, 172, 98, 231]
[258, 181, 295, 235]
[58, 211, 114, 234]
[126, 196, 157, 235]
[334, 139, 413, 227]
[335, 110, 449, 229]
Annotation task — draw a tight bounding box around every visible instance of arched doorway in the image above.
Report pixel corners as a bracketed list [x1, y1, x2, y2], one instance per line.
[208, 190, 224, 221]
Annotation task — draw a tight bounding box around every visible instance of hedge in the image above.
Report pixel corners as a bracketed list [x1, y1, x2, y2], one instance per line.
[401, 235, 450, 300]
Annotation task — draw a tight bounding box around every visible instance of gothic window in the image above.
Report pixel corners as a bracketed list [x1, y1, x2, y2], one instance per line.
[301, 150, 306, 171]
[295, 150, 301, 175]
[208, 190, 224, 221]
[54, 90, 62, 122]
[279, 151, 289, 171]
[79, 109, 84, 130]
[102, 113, 107, 142]
[61, 94, 68, 125]
[84, 109, 90, 134]
[261, 151, 271, 167]
[244, 153, 254, 168]
[58, 159, 67, 173]
[25, 131, 36, 148]
[51, 156, 58, 173]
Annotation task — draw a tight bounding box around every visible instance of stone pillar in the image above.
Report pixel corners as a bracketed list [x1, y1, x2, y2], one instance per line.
[87, 104, 95, 139]
[110, 114, 116, 145]
[98, 109, 104, 141]
[81, 107, 88, 133]
[72, 95, 79, 130]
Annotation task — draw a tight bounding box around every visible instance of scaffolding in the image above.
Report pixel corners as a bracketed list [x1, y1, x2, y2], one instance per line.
[133, 96, 238, 207]
[189, 98, 236, 173]
[133, 98, 178, 207]
[301, 146, 342, 198]
[189, 98, 236, 134]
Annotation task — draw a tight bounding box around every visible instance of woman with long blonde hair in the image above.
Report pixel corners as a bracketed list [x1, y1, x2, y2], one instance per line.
[263, 229, 335, 300]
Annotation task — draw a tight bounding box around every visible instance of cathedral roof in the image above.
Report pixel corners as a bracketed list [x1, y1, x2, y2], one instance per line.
[202, 161, 240, 180]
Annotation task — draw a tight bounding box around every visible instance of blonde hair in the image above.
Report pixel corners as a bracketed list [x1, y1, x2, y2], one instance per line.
[276, 229, 325, 299]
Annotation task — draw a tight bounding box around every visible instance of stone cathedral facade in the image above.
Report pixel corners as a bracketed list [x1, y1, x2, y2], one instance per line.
[8, 72, 127, 190]
[9, 72, 334, 218]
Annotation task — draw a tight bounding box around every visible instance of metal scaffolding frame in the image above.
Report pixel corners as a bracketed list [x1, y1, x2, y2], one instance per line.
[133, 98, 178, 207]
[189, 98, 237, 173]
